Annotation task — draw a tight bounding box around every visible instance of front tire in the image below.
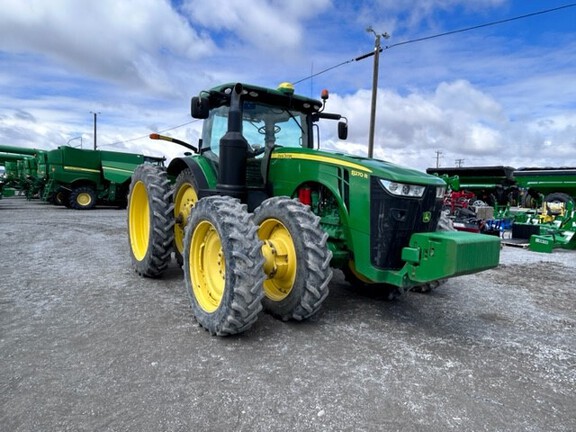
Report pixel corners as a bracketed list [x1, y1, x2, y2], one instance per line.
[127, 165, 174, 277]
[254, 197, 332, 321]
[184, 196, 264, 336]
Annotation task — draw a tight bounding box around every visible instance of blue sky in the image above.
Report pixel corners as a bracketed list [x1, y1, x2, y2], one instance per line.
[0, 0, 575, 170]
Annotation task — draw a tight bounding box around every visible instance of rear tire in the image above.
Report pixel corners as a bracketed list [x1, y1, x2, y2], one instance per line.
[254, 197, 332, 321]
[173, 169, 200, 267]
[69, 186, 96, 210]
[127, 165, 174, 278]
[184, 196, 264, 336]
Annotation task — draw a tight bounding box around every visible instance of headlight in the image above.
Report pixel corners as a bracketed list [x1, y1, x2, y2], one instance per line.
[379, 179, 425, 198]
[436, 186, 446, 199]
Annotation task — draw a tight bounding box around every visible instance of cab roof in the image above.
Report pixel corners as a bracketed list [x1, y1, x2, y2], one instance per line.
[206, 82, 323, 114]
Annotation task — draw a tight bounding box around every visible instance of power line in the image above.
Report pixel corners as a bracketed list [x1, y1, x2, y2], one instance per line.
[104, 119, 200, 147]
[293, 3, 576, 84]
[105, 3, 576, 147]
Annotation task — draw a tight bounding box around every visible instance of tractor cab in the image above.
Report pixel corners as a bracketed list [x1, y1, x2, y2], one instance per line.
[192, 83, 347, 159]
[198, 101, 309, 158]
[188, 82, 346, 208]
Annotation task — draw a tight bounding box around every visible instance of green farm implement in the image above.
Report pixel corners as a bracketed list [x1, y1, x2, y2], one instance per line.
[514, 167, 576, 208]
[0, 144, 164, 209]
[426, 166, 517, 206]
[43, 146, 165, 209]
[511, 197, 576, 253]
[0, 146, 46, 199]
[128, 82, 501, 336]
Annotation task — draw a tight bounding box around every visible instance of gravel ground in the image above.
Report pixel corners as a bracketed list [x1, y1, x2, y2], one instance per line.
[1, 196, 575, 432]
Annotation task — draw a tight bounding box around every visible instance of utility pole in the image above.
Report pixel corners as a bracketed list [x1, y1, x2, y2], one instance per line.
[91, 111, 100, 150]
[435, 150, 443, 168]
[455, 158, 465, 167]
[366, 27, 390, 159]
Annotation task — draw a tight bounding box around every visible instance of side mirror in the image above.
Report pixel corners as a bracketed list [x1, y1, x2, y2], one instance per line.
[338, 121, 348, 140]
[191, 96, 210, 119]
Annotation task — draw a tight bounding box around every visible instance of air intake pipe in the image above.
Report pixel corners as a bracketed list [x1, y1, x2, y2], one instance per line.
[217, 83, 247, 200]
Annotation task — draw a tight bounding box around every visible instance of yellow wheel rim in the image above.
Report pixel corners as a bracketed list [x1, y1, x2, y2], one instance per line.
[259, 219, 297, 301]
[190, 220, 225, 313]
[174, 183, 198, 255]
[77, 192, 92, 207]
[128, 181, 149, 261]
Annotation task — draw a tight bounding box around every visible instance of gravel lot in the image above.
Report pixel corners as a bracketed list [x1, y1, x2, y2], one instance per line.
[1, 196, 575, 432]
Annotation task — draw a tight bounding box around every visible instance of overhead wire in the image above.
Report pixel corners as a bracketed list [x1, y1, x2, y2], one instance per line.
[107, 3, 576, 146]
[103, 119, 200, 147]
[293, 2, 576, 84]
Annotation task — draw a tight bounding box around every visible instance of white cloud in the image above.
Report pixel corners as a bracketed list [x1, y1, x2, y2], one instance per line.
[182, 0, 331, 52]
[320, 78, 576, 170]
[0, 0, 213, 94]
[352, 0, 507, 35]
[0, 0, 574, 173]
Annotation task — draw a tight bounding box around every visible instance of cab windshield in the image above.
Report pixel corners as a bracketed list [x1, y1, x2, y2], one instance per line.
[201, 102, 308, 157]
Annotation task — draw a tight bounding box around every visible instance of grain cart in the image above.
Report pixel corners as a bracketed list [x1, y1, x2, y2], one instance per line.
[426, 166, 517, 206]
[128, 82, 501, 336]
[513, 167, 576, 208]
[44, 146, 165, 209]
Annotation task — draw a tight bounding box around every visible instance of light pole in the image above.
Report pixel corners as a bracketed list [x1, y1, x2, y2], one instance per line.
[366, 27, 390, 159]
[91, 111, 101, 150]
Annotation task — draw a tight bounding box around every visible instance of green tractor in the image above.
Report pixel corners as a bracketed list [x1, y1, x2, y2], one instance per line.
[128, 82, 500, 336]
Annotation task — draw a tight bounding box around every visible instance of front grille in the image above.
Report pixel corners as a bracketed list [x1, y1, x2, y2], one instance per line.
[370, 177, 442, 270]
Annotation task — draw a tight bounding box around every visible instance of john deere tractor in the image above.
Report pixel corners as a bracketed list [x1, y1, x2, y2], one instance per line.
[128, 82, 500, 336]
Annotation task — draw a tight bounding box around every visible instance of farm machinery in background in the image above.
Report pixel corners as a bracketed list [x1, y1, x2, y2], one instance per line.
[0, 146, 46, 199]
[426, 166, 517, 235]
[127, 82, 501, 336]
[0, 144, 164, 209]
[1, 152, 28, 199]
[510, 167, 576, 252]
[426, 165, 576, 253]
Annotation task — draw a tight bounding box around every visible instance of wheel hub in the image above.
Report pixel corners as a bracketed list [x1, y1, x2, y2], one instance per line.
[259, 219, 297, 301]
[77, 192, 92, 206]
[190, 220, 225, 312]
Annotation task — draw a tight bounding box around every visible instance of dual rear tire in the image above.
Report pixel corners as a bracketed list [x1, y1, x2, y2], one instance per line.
[182, 196, 332, 335]
[183, 196, 264, 336]
[254, 197, 332, 321]
[127, 170, 332, 335]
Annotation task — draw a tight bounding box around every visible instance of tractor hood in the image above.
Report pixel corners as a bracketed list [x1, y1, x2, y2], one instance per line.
[271, 147, 446, 186]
